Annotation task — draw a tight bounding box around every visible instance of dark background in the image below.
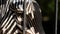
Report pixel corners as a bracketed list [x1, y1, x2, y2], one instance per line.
[36, 0, 55, 34]
[58, 0, 60, 34]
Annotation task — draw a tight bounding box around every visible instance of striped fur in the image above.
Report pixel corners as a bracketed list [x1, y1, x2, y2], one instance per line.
[0, 0, 35, 34]
[0, 11, 23, 34]
[0, 0, 45, 34]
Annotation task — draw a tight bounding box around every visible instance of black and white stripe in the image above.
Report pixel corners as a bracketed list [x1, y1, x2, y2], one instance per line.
[0, 0, 34, 33]
[0, 0, 45, 34]
[1, 11, 21, 34]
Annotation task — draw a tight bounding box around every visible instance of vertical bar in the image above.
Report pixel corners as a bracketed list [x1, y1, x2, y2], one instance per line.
[23, 0, 26, 34]
[1, 0, 2, 17]
[55, 0, 58, 34]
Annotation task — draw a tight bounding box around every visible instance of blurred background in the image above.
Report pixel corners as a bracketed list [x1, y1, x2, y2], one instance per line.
[58, 0, 60, 34]
[36, 0, 55, 34]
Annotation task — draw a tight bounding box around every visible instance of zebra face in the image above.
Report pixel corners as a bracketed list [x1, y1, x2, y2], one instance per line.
[10, 2, 34, 20]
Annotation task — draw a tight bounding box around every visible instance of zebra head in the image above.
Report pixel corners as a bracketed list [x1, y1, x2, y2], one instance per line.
[9, 0, 35, 19]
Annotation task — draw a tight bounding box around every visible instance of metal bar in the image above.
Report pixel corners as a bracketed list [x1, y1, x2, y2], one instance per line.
[1, 0, 2, 17]
[23, 0, 26, 34]
[55, 0, 58, 34]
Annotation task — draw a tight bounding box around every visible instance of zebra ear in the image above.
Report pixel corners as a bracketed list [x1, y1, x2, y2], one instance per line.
[32, 1, 42, 13]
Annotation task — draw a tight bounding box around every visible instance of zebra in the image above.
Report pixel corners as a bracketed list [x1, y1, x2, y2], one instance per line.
[0, 0, 45, 34]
